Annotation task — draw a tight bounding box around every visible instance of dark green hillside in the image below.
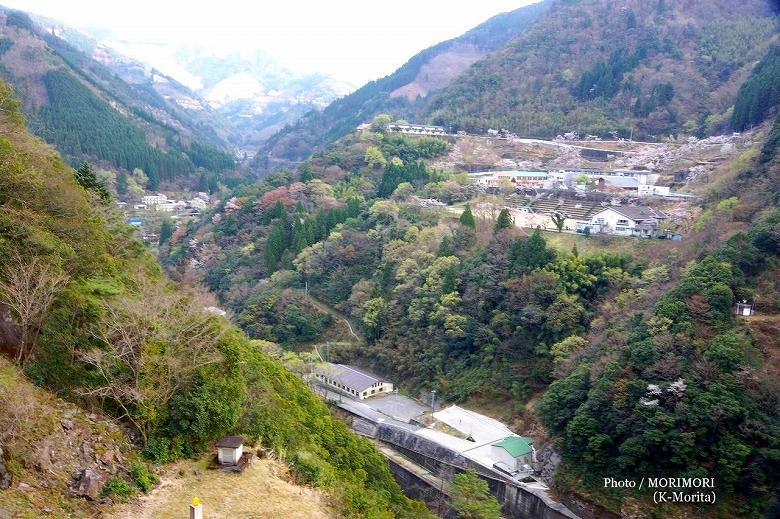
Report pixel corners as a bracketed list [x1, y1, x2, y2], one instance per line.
[732, 45, 780, 130]
[0, 9, 233, 187]
[0, 81, 426, 518]
[37, 70, 191, 184]
[254, 0, 551, 167]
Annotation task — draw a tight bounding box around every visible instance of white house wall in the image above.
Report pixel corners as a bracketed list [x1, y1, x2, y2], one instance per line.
[590, 208, 636, 235]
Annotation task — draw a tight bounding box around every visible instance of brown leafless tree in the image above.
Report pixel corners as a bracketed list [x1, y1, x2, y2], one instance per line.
[0, 253, 69, 366]
[81, 279, 224, 441]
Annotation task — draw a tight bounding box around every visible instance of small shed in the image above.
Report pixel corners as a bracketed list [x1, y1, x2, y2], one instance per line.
[734, 301, 754, 316]
[491, 436, 535, 471]
[216, 436, 244, 466]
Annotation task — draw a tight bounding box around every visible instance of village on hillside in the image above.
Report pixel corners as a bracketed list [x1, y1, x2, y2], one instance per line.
[359, 118, 754, 241]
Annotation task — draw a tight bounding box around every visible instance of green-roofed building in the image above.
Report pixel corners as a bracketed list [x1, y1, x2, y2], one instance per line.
[491, 435, 535, 470]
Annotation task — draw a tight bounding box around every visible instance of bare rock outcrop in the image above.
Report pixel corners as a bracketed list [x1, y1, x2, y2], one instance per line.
[0, 446, 12, 489]
[71, 468, 106, 500]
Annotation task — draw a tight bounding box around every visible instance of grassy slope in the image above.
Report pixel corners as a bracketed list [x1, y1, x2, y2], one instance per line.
[108, 456, 333, 519]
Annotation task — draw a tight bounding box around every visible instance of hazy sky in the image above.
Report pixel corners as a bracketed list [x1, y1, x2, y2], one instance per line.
[3, 0, 537, 85]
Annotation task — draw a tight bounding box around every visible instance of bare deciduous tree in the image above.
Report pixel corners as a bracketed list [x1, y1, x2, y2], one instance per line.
[81, 279, 224, 441]
[0, 254, 69, 366]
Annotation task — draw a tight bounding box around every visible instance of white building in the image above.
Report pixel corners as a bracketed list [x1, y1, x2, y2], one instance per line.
[142, 193, 168, 206]
[189, 198, 207, 210]
[470, 170, 549, 187]
[490, 436, 536, 471]
[638, 185, 671, 197]
[216, 436, 244, 465]
[314, 363, 394, 400]
[155, 202, 178, 212]
[156, 201, 187, 212]
[386, 123, 446, 136]
[585, 206, 666, 237]
[414, 405, 537, 473]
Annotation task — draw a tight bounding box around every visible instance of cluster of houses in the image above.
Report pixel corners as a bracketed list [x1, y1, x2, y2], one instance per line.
[472, 195, 672, 238]
[468, 169, 684, 198]
[132, 192, 210, 212]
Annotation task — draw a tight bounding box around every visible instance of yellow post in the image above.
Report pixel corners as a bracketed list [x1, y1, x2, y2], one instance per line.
[190, 497, 202, 519]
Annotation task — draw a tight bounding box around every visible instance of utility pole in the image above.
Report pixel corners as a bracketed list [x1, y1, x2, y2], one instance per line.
[431, 390, 437, 413]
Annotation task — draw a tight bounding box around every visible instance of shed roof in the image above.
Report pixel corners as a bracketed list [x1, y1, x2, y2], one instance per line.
[216, 435, 244, 448]
[492, 436, 533, 458]
[530, 199, 602, 220]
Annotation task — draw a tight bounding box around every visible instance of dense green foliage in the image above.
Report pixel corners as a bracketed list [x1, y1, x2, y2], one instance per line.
[37, 71, 193, 188]
[74, 161, 111, 203]
[378, 161, 429, 197]
[572, 46, 647, 101]
[0, 83, 423, 518]
[538, 214, 780, 515]
[450, 469, 501, 519]
[732, 45, 780, 131]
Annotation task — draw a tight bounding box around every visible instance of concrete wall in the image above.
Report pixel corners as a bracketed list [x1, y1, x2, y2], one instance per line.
[386, 458, 457, 519]
[375, 424, 578, 519]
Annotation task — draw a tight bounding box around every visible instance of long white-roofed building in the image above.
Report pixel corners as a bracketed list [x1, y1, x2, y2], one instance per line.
[314, 363, 394, 400]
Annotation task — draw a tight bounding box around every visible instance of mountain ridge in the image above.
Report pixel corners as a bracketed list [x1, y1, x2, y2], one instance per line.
[254, 0, 779, 172]
[0, 8, 234, 188]
[253, 0, 552, 168]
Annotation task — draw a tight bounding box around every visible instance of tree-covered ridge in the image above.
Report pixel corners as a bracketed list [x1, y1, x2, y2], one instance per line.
[170, 104, 780, 515]
[0, 83, 426, 518]
[424, 0, 778, 139]
[732, 45, 780, 131]
[538, 216, 779, 516]
[0, 10, 234, 187]
[36, 70, 193, 188]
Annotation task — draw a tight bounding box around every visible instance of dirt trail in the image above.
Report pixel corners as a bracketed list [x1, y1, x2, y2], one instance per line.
[305, 293, 364, 344]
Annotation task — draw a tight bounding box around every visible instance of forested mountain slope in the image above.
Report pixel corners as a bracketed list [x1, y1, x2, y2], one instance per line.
[165, 87, 780, 517]
[424, 0, 779, 138]
[253, 0, 551, 167]
[0, 8, 234, 189]
[257, 0, 778, 173]
[0, 82, 427, 518]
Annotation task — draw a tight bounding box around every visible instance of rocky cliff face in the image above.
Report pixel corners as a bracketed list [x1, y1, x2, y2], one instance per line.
[0, 358, 137, 516]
